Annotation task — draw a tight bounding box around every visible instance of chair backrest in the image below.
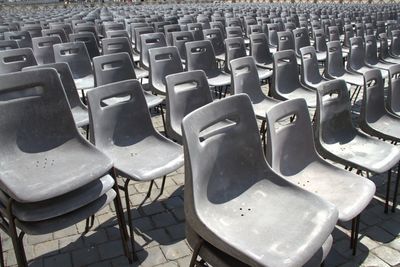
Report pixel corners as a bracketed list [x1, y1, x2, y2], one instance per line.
[300, 46, 323, 87]
[140, 32, 167, 70]
[355, 23, 364, 39]
[131, 23, 149, 41]
[230, 56, 266, 103]
[365, 35, 379, 65]
[105, 29, 129, 39]
[42, 28, 68, 43]
[149, 46, 183, 94]
[0, 40, 19, 51]
[73, 25, 99, 43]
[379, 33, 391, 60]
[390, 30, 400, 57]
[165, 70, 212, 143]
[164, 24, 181, 46]
[326, 41, 345, 77]
[23, 62, 85, 110]
[69, 32, 100, 59]
[203, 28, 224, 55]
[277, 30, 295, 52]
[388, 64, 400, 115]
[361, 69, 386, 128]
[293, 27, 310, 57]
[343, 24, 354, 48]
[4, 31, 32, 48]
[273, 49, 301, 96]
[250, 33, 273, 66]
[87, 79, 155, 149]
[153, 21, 171, 33]
[224, 37, 246, 73]
[347, 36, 365, 72]
[188, 23, 204, 41]
[50, 24, 73, 36]
[32, 36, 61, 65]
[134, 26, 154, 53]
[313, 29, 327, 53]
[376, 21, 386, 38]
[315, 79, 357, 152]
[21, 24, 42, 38]
[365, 23, 374, 36]
[328, 26, 340, 41]
[265, 98, 318, 174]
[210, 21, 225, 37]
[102, 37, 133, 58]
[226, 26, 243, 39]
[172, 31, 194, 61]
[267, 23, 279, 47]
[93, 52, 136, 87]
[0, 48, 37, 74]
[53, 42, 92, 79]
[186, 40, 218, 76]
[182, 94, 267, 221]
[103, 22, 124, 36]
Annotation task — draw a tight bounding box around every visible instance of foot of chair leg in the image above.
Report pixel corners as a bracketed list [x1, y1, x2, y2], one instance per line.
[123, 180, 138, 261]
[386, 169, 392, 213]
[160, 176, 166, 196]
[391, 163, 400, 213]
[146, 180, 154, 198]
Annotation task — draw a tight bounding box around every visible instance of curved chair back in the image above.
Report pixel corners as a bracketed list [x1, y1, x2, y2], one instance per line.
[0, 40, 19, 51]
[42, 28, 68, 43]
[0, 47, 37, 74]
[186, 40, 218, 77]
[164, 24, 181, 46]
[277, 30, 295, 52]
[267, 23, 279, 47]
[188, 23, 204, 41]
[203, 28, 224, 55]
[32, 36, 61, 65]
[226, 26, 242, 39]
[140, 32, 167, 70]
[293, 27, 310, 57]
[328, 26, 340, 41]
[134, 26, 154, 53]
[172, 31, 194, 61]
[165, 70, 212, 143]
[4, 31, 32, 48]
[273, 50, 301, 95]
[390, 30, 400, 57]
[365, 35, 379, 65]
[53, 42, 92, 79]
[300, 46, 323, 87]
[69, 32, 100, 59]
[347, 37, 365, 72]
[93, 52, 136, 86]
[224, 37, 246, 73]
[105, 29, 129, 39]
[326, 41, 345, 77]
[388, 65, 400, 115]
[250, 33, 273, 66]
[343, 24, 354, 48]
[102, 37, 133, 58]
[313, 29, 327, 53]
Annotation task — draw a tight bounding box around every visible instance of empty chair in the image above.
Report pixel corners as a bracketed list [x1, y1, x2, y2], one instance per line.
[164, 24, 181, 46]
[23, 62, 89, 128]
[265, 98, 375, 255]
[4, 31, 32, 48]
[105, 29, 129, 39]
[250, 33, 273, 69]
[226, 26, 243, 39]
[32, 36, 61, 65]
[267, 23, 279, 48]
[87, 79, 184, 256]
[186, 40, 231, 88]
[272, 50, 317, 107]
[42, 28, 68, 43]
[182, 94, 338, 267]
[293, 27, 310, 57]
[50, 23, 73, 36]
[300, 46, 330, 90]
[53, 42, 94, 90]
[149, 46, 183, 95]
[315, 79, 400, 213]
[130, 22, 149, 43]
[313, 29, 328, 62]
[74, 24, 99, 43]
[365, 35, 395, 71]
[343, 24, 354, 51]
[379, 33, 400, 64]
[390, 30, 400, 58]
[69, 32, 100, 60]
[347, 37, 388, 79]
[0, 48, 37, 74]
[140, 32, 167, 70]
[165, 70, 212, 143]
[0, 69, 131, 266]
[355, 23, 365, 39]
[103, 22, 124, 35]
[328, 26, 340, 42]
[388, 65, 400, 117]
[134, 26, 155, 54]
[188, 23, 204, 41]
[0, 40, 19, 50]
[21, 24, 42, 38]
[172, 31, 194, 62]
[203, 28, 225, 61]
[210, 21, 225, 37]
[277, 30, 295, 52]
[93, 52, 162, 109]
[153, 21, 170, 33]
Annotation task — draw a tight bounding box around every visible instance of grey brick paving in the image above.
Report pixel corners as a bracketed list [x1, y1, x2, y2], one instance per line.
[2, 84, 400, 267]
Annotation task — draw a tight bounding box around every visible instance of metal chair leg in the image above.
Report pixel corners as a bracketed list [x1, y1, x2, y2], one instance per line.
[385, 169, 392, 213]
[159, 104, 167, 135]
[392, 162, 400, 213]
[0, 234, 4, 267]
[160, 176, 167, 196]
[146, 180, 154, 198]
[123, 179, 137, 261]
[352, 215, 360, 256]
[6, 200, 27, 267]
[189, 239, 204, 267]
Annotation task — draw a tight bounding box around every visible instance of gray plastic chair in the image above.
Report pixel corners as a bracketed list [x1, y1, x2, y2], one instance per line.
[92, 52, 163, 109]
[87, 79, 184, 257]
[266, 97, 375, 255]
[4, 31, 32, 48]
[267, 23, 279, 48]
[105, 29, 129, 39]
[182, 94, 338, 267]
[328, 26, 340, 42]
[343, 24, 354, 51]
[277, 30, 295, 52]
[69, 32, 100, 60]
[172, 31, 194, 62]
[365, 35, 395, 71]
[186, 40, 231, 88]
[0, 40, 19, 51]
[133, 26, 154, 54]
[188, 23, 204, 41]
[32, 36, 61, 65]
[21, 24, 42, 39]
[379, 33, 400, 64]
[164, 24, 181, 46]
[347, 37, 388, 79]
[0, 47, 37, 74]
[293, 27, 310, 57]
[0, 69, 131, 266]
[249, 33, 273, 69]
[313, 29, 328, 62]
[23, 62, 89, 128]
[140, 32, 167, 70]
[388, 64, 400, 117]
[315, 79, 400, 213]
[53, 42, 94, 90]
[149, 46, 183, 95]
[203, 28, 225, 61]
[165, 70, 212, 143]
[225, 26, 243, 39]
[272, 49, 317, 107]
[42, 28, 68, 43]
[390, 30, 400, 58]
[300, 46, 330, 90]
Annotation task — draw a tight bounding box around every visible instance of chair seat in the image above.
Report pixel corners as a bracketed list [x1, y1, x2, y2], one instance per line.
[352, 66, 388, 79]
[144, 91, 164, 109]
[369, 61, 395, 71]
[320, 132, 400, 173]
[134, 66, 149, 79]
[215, 53, 225, 61]
[316, 51, 326, 62]
[72, 106, 89, 127]
[257, 67, 273, 80]
[0, 140, 112, 203]
[15, 189, 115, 235]
[256, 62, 273, 70]
[330, 72, 364, 86]
[192, 177, 338, 267]
[279, 88, 317, 107]
[252, 98, 280, 119]
[74, 74, 95, 90]
[6, 175, 114, 222]
[382, 56, 400, 65]
[132, 53, 140, 63]
[283, 160, 376, 221]
[207, 71, 231, 87]
[363, 113, 400, 142]
[106, 135, 184, 181]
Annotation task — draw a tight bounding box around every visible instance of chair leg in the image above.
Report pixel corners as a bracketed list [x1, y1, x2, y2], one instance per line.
[81, 89, 87, 105]
[84, 215, 95, 233]
[0, 234, 4, 267]
[385, 169, 392, 213]
[85, 125, 90, 140]
[6, 200, 28, 267]
[189, 239, 204, 267]
[353, 86, 362, 105]
[351, 215, 360, 256]
[391, 162, 400, 213]
[123, 179, 137, 260]
[159, 104, 167, 134]
[160, 176, 167, 196]
[146, 180, 154, 198]
[111, 169, 135, 262]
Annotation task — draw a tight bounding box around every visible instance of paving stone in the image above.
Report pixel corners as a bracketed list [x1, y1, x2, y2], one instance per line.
[58, 235, 85, 253]
[53, 226, 78, 239]
[372, 245, 400, 266]
[27, 234, 53, 246]
[137, 246, 167, 267]
[360, 252, 390, 267]
[380, 220, 400, 236]
[33, 240, 59, 258]
[140, 202, 166, 216]
[365, 226, 395, 244]
[154, 261, 178, 267]
[176, 255, 192, 267]
[98, 240, 125, 260]
[83, 229, 109, 246]
[152, 211, 177, 228]
[324, 249, 348, 267]
[71, 246, 100, 266]
[166, 223, 186, 241]
[87, 260, 113, 267]
[160, 240, 191, 260]
[132, 216, 154, 232]
[43, 253, 71, 267]
[388, 237, 400, 251]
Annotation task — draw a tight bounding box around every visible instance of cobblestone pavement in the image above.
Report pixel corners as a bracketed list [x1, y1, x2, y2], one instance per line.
[3, 85, 400, 267]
